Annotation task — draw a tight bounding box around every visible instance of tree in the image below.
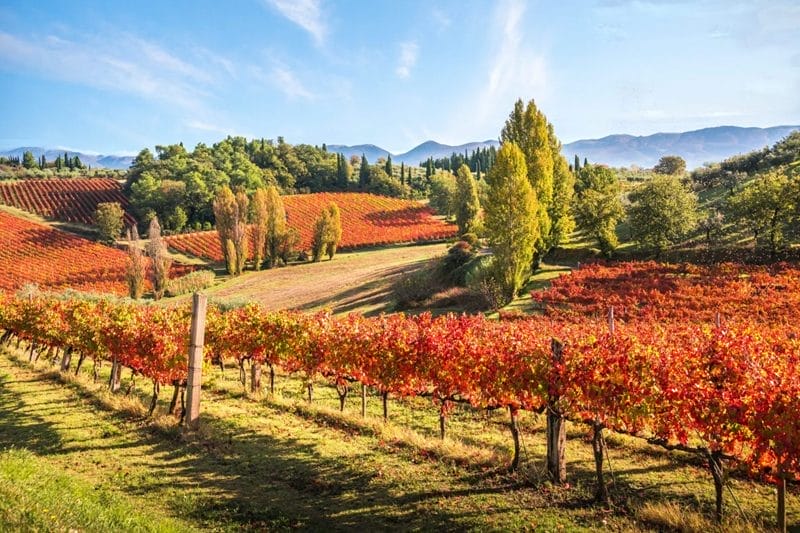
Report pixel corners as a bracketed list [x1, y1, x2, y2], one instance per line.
[359, 154, 370, 188]
[727, 168, 797, 257]
[501, 98, 572, 261]
[234, 190, 249, 274]
[429, 172, 457, 218]
[454, 164, 480, 235]
[124, 226, 145, 299]
[93, 202, 125, 245]
[366, 166, 407, 197]
[251, 188, 268, 270]
[22, 150, 36, 169]
[547, 124, 576, 249]
[572, 165, 624, 257]
[385, 154, 393, 176]
[400, 162, 405, 187]
[146, 217, 172, 300]
[213, 186, 240, 275]
[484, 142, 538, 304]
[311, 209, 332, 262]
[264, 185, 288, 267]
[325, 203, 342, 260]
[653, 155, 687, 176]
[628, 174, 699, 256]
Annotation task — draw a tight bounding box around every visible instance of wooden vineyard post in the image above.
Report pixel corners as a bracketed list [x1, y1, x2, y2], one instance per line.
[184, 293, 207, 431]
[361, 383, 367, 418]
[608, 307, 615, 336]
[546, 338, 567, 484]
[251, 362, 262, 393]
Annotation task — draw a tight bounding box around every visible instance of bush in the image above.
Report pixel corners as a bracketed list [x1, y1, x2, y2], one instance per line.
[393, 266, 439, 308]
[165, 270, 215, 297]
[438, 241, 477, 286]
[460, 233, 480, 247]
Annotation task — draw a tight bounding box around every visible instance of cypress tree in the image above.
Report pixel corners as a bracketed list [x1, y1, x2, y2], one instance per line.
[400, 162, 405, 186]
[359, 154, 370, 188]
[385, 154, 393, 176]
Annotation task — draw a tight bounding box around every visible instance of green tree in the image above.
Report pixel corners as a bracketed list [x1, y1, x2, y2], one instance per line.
[572, 165, 624, 257]
[265, 185, 288, 267]
[251, 188, 268, 270]
[484, 142, 538, 304]
[500, 99, 556, 261]
[213, 186, 239, 275]
[546, 124, 576, 249]
[311, 209, 331, 262]
[454, 164, 480, 235]
[653, 155, 687, 176]
[124, 226, 145, 299]
[325, 202, 342, 260]
[146, 217, 172, 300]
[359, 154, 370, 188]
[727, 168, 798, 257]
[628, 174, 699, 256]
[93, 202, 125, 245]
[234, 190, 249, 274]
[366, 166, 407, 197]
[22, 150, 36, 169]
[385, 154, 393, 176]
[429, 171, 457, 218]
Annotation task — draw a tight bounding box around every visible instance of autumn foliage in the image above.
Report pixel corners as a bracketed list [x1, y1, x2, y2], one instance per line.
[164, 192, 456, 261]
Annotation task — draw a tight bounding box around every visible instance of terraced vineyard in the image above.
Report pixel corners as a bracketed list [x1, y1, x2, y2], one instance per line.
[165, 192, 457, 261]
[0, 177, 136, 226]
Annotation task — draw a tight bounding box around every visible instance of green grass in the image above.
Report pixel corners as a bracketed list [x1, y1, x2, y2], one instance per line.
[0, 448, 192, 532]
[0, 344, 797, 531]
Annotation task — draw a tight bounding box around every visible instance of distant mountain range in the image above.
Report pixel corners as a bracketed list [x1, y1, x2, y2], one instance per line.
[0, 147, 134, 170]
[4, 125, 798, 171]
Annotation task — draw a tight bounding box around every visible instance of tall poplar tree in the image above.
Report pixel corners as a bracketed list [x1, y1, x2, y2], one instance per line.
[484, 142, 538, 304]
[359, 154, 370, 188]
[454, 164, 480, 235]
[251, 188, 268, 270]
[500, 99, 554, 261]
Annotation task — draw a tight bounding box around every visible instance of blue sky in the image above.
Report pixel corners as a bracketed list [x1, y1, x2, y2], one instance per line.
[0, 0, 798, 155]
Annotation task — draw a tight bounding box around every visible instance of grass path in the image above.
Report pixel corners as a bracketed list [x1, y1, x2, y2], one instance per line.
[0, 347, 797, 531]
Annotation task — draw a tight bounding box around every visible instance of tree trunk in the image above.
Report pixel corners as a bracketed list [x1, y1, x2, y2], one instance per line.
[168, 382, 180, 415]
[592, 422, 610, 505]
[60, 347, 73, 372]
[109, 357, 122, 392]
[251, 362, 262, 393]
[509, 407, 521, 472]
[239, 359, 246, 388]
[336, 383, 348, 412]
[269, 365, 275, 394]
[707, 450, 724, 523]
[361, 384, 367, 417]
[92, 358, 100, 382]
[382, 391, 389, 422]
[126, 372, 136, 396]
[75, 353, 86, 375]
[439, 411, 446, 440]
[307, 382, 313, 403]
[28, 342, 36, 363]
[777, 474, 786, 533]
[179, 385, 187, 425]
[546, 339, 567, 484]
[148, 381, 160, 417]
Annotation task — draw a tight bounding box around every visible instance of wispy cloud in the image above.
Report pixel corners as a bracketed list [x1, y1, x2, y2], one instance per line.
[479, 0, 548, 119]
[431, 8, 452, 30]
[265, 0, 326, 46]
[0, 31, 221, 111]
[251, 62, 315, 101]
[395, 41, 419, 79]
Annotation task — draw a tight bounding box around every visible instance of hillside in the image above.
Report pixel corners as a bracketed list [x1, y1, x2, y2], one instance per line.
[0, 147, 134, 170]
[164, 192, 457, 262]
[564, 125, 800, 169]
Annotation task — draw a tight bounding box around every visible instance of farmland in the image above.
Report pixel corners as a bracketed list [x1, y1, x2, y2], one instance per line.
[0, 177, 135, 226]
[0, 210, 134, 295]
[165, 192, 457, 261]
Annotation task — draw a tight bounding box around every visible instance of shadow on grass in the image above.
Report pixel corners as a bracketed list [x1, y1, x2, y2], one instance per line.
[0, 373, 64, 454]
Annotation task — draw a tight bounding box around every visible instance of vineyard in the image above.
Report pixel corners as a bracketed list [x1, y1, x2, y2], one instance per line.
[164, 192, 457, 261]
[0, 177, 136, 226]
[1, 260, 798, 527]
[0, 211, 191, 295]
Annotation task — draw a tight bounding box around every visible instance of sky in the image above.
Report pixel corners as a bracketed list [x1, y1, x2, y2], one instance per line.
[0, 0, 798, 155]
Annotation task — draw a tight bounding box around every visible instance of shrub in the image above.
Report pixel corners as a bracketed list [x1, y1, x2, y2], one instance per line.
[165, 270, 215, 297]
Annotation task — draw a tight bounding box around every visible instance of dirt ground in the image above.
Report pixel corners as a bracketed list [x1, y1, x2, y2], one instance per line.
[206, 242, 448, 315]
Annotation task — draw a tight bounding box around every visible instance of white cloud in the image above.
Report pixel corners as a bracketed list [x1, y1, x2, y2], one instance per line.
[395, 41, 419, 79]
[0, 31, 214, 111]
[265, 0, 326, 45]
[477, 0, 548, 122]
[431, 8, 452, 30]
[253, 62, 315, 101]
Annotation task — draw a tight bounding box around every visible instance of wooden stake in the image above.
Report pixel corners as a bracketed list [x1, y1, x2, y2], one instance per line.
[184, 293, 207, 431]
[546, 338, 567, 484]
[361, 383, 367, 418]
[608, 307, 615, 336]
